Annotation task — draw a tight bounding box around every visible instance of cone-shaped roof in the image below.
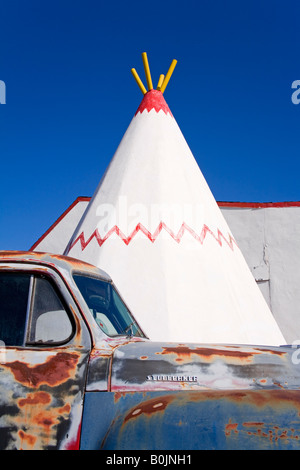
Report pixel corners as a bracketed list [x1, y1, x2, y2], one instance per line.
[65, 53, 285, 345]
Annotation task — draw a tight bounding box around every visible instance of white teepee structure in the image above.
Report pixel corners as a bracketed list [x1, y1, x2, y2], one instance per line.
[65, 53, 285, 346]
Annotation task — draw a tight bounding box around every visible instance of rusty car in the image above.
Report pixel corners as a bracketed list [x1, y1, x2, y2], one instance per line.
[0, 250, 300, 450]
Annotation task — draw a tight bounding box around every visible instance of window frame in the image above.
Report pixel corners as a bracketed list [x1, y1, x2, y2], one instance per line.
[72, 271, 147, 339]
[0, 269, 76, 348]
[25, 273, 76, 347]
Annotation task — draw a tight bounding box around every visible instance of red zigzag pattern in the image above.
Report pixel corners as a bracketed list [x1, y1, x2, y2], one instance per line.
[67, 222, 237, 252]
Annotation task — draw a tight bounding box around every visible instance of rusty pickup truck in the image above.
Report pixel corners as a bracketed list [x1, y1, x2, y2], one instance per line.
[0, 250, 300, 450]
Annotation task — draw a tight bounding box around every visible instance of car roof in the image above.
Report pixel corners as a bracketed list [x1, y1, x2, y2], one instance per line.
[0, 250, 112, 281]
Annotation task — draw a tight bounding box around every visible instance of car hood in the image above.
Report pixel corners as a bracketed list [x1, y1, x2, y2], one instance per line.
[110, 340, 300, 392]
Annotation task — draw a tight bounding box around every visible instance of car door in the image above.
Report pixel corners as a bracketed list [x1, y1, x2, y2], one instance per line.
[0, 265, 92, 450]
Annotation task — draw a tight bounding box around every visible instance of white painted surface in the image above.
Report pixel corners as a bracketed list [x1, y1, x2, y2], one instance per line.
[222, 205, 300, 344]
[31, 198, 89, 254]
[62, 95, 285, 346]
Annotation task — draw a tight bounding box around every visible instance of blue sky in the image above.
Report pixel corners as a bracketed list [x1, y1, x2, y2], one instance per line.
[1, 0, 300, 251]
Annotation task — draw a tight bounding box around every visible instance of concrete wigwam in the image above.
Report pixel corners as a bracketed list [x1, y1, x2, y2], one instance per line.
[65, 53, 285, 345]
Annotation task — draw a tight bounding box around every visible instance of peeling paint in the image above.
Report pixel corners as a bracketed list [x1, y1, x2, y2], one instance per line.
[3, 352, 80, 388]
[1, 251, 300, 450]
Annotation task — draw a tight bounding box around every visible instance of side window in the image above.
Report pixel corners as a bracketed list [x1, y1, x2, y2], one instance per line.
[0, 272, 74, 347]
[27, 276, 73, 344]
[0, 273, 31, 346]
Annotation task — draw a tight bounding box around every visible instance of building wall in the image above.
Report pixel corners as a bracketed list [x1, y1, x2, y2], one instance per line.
[31, 198, 300, 344]
[221, 203, 300, 344]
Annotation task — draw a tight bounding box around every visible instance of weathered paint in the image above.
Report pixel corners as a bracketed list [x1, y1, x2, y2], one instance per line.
[1, 251, 300, 450]
[0, 347, 90, 450]
[0, 251, 96, 450]
[109, 341, 300, 392]
[80, 389, 300, 450]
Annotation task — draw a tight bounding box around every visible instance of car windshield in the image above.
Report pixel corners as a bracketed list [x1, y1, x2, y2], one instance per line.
[73, 274, 145, 338]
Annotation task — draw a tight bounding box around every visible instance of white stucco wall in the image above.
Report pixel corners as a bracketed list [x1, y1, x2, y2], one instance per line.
[31, 198, 90, 254]
[221, 204, 300, 344]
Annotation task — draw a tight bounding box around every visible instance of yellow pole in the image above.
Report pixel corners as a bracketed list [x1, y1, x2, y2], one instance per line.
[131, 68, 147, 95]
[160, 59, 177, 93]
[156, 74, 165, 91]
[142, 52, 153, 91]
